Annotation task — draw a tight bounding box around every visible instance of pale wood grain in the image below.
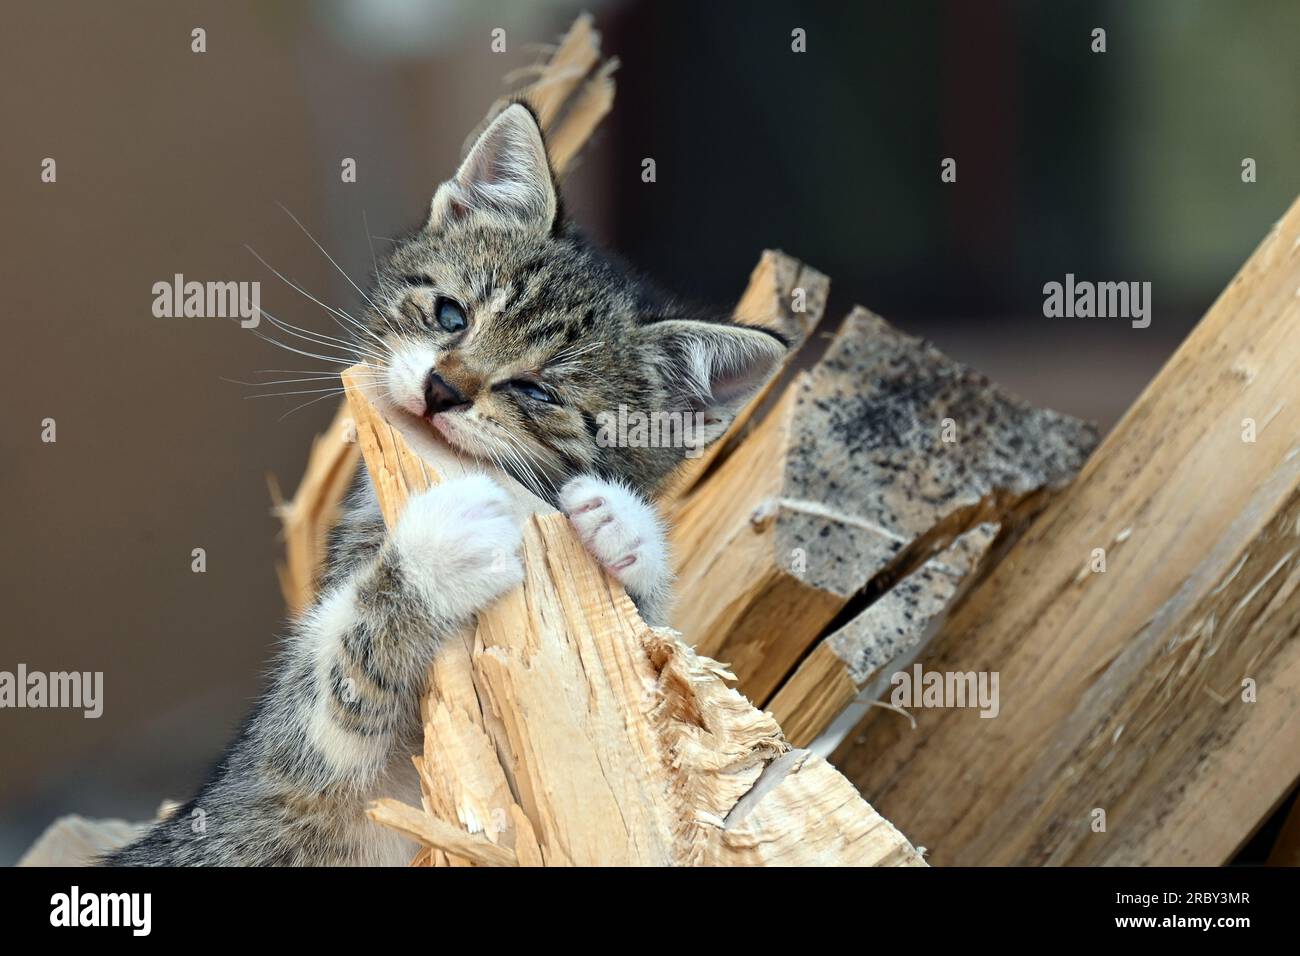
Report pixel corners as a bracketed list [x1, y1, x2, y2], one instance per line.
[832, 196, 1300, 866]
[343, 366, 925, 867]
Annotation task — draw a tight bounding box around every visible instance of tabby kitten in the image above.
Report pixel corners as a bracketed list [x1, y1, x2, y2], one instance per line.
[106, 104, 785, 866]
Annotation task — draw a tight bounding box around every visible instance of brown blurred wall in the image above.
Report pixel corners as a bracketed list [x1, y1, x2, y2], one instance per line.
[0, 0, 581, 859]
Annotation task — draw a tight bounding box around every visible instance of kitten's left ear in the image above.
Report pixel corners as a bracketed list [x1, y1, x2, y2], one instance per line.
[642, 319, 787, 447]
[428, 103, 558, 234]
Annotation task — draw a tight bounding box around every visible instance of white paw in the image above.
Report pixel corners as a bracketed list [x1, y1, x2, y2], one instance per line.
[559, 476, 670, 608]
[392, 474, 523, 620]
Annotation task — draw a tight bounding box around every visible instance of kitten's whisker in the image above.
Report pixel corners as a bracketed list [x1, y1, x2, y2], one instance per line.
[224, 374, 343, 387]
[222, 313, 377, 376]
[246, 244, 395, 359]
[277, 389, 356, 422]
[260, 310, 382, 362]
[491, 440, 537, 495]
[260, 297, 378, 355]
[492, 441, 550, 503]
[506, 436, 554, 483]
[494, 428, 560, 500]
[265, 203, 408, 365]
[246, 386, 348, 400]
[250, 364, 385, 376]
[249, 330, 361, 366]
[549, 340, 602, 363]
[469, 425, 537, 497]
[501, 427, 564, 476]
[481, 445, 528, 498]
[362, 209, 380, 280]
[246, 380, 387, 401]
[275, 201, 387, 320]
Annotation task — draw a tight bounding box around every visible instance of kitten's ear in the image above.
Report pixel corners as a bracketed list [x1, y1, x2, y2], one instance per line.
[428, 103, 558, 234]
[643, 319, 787, 447]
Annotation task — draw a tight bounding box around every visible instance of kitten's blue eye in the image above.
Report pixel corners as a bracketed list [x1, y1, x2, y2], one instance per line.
[434, 297, 467, 333]
[510, 380, 555, 404]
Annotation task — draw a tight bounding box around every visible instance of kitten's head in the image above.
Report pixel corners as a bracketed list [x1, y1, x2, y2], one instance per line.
[363, 104, 785, 501]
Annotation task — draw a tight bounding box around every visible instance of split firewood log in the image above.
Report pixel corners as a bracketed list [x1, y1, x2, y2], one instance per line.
[832, 194, 1300, 866]
[341, 366, 926, 867]
[670, 306, 1098, 743]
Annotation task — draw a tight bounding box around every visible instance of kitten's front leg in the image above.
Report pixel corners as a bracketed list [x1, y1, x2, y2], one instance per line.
[104, 474, 522, 867]
[388, 474, 526, 626]
[290, 474, 526, 819]
[560, 476, 673, 626]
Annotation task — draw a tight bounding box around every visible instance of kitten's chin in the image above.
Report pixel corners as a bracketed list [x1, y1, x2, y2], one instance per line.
[427, 411, 477, 457]
[428, 413, 455, 443]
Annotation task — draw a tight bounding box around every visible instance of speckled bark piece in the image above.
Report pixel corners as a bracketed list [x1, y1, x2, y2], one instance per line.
[675, 303, 1098, 715]
[767, 521, 1003, 746]
[828, 522, 1000, 686]
[776, 307, 1097, 598]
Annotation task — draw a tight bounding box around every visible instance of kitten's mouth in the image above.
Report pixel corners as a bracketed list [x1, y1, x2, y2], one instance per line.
[425, 409, 469, 452]
[379, 389, 464, 449]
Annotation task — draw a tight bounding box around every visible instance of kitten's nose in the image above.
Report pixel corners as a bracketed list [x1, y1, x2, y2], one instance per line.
[424, 370, 469, 416]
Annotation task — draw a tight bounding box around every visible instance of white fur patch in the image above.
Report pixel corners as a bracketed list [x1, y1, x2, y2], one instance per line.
[392, 474, 524, 621]
[559, 476, 671, 609]
[385, 339, 440, 417]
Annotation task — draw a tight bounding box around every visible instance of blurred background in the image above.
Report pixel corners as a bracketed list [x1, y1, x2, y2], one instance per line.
[2, 0, 1298, 864]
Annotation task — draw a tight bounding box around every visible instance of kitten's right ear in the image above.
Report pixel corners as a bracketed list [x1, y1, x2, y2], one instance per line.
[427, 103, 558, 235]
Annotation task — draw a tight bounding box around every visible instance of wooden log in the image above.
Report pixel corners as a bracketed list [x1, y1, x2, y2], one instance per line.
[464, 13, 618, 174]
[769, 521, 999, 746]
[671, 307, 1097, 712]
[665, 250, 828, 507]
[271, 400, 360, 614]
[341, 366, 925, 867]
[18, 816, 147, 867]
[342, 366, 544, 867]
[831, 195, 1300, 866]
[18, 802, 178, 867]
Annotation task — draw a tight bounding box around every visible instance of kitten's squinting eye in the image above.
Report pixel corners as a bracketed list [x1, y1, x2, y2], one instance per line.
[508, 380, 557, 404]
[433, 297, 468, 333]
